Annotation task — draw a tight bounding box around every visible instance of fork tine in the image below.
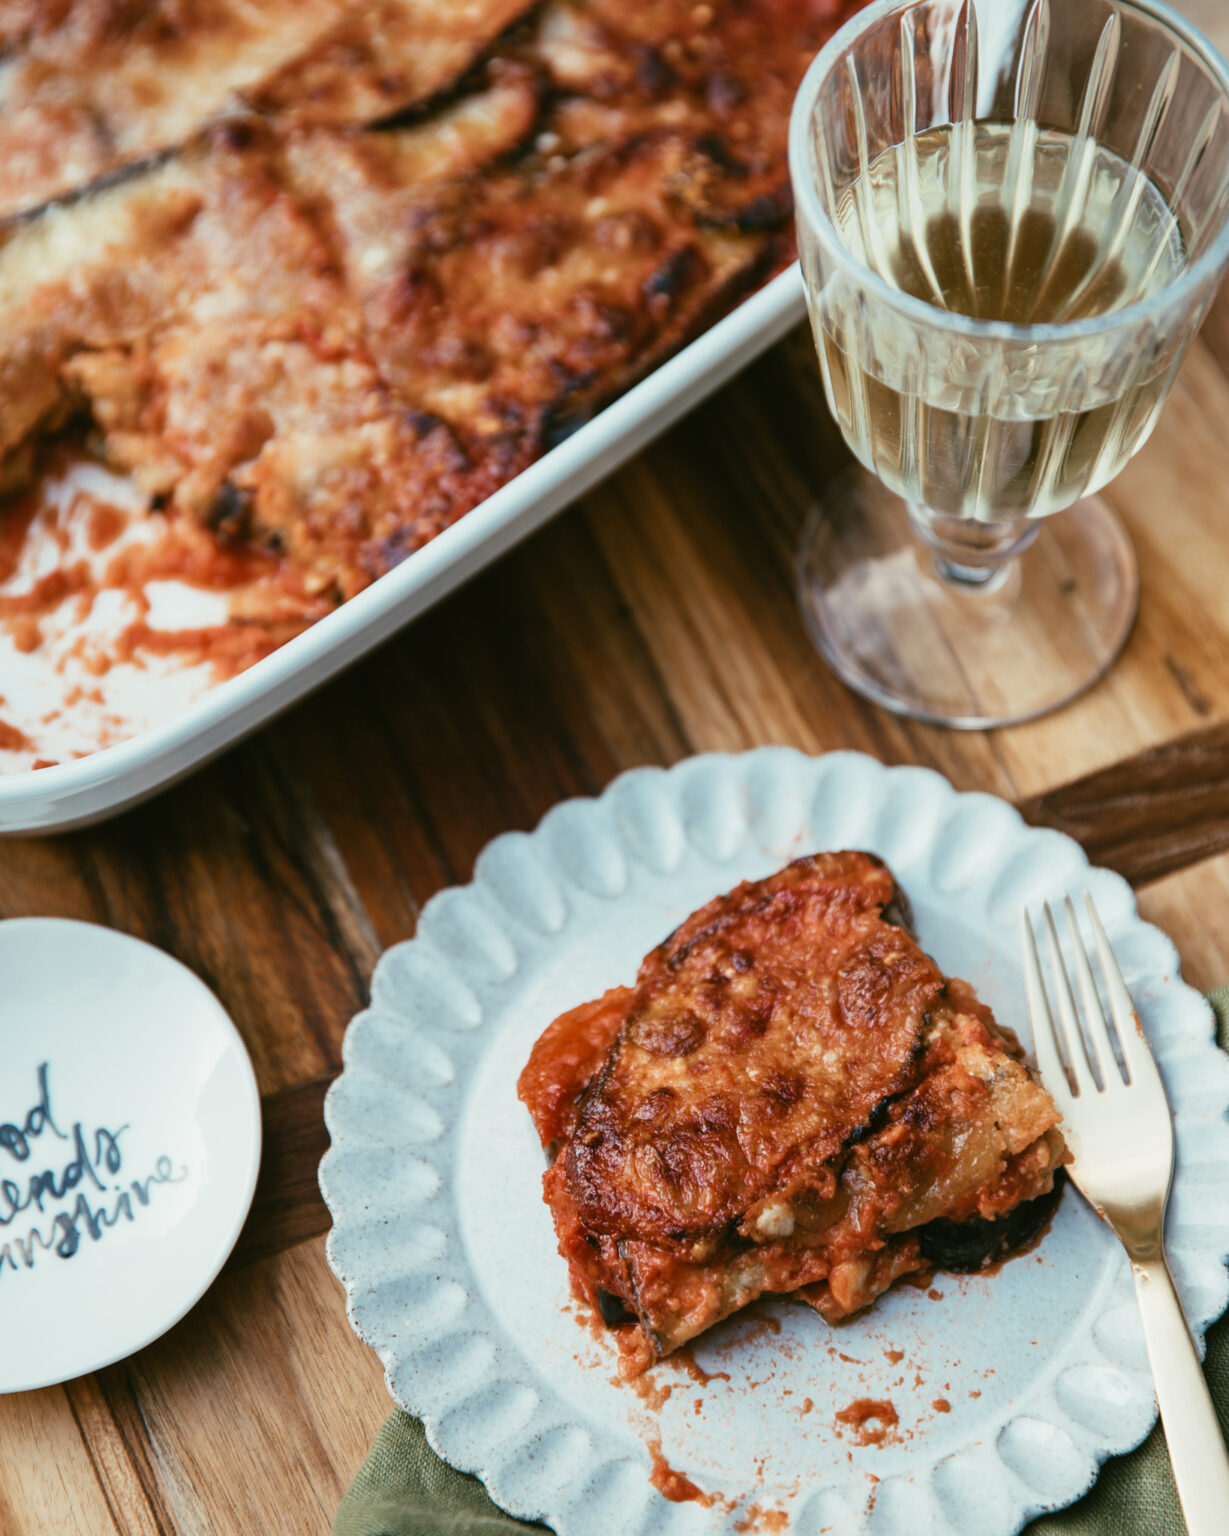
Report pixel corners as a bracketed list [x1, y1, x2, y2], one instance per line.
[1085, 893, 1155, 1086]
[1042, 902, 1094, 1093]
[1062, 895, 1113, 1087]
[1021, 910, 1077, 1105]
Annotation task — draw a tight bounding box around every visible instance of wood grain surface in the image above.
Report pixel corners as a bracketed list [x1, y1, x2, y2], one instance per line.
[4, 5, 1229, 1526]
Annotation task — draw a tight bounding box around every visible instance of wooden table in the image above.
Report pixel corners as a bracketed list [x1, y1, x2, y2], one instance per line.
[5, 9, 1229, 1527]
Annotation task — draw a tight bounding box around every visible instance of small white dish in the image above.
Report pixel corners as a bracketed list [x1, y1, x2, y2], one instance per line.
[0, 919, 261, 1393]
[322, 748, 1229, 1536]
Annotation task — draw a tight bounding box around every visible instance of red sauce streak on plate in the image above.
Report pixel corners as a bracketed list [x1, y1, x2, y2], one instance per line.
[835, 1399, 898, 1446]
[884, 1349, 905, 1365]
[113, 618, 303, 678]
[629, 1372, 673, 1412]
[0, 564, 92, 618]
[932, 1398, 951, 1414]
[103, 521, 286, 593]
[647, 1439, 712, 1506]
[9, 615, 41, 652]
[735, 1505, 789, 1533]
[0, 454, 331, 703]
[99, 518, 329, 680]
[671, 1346, 731, 1388]
[0, 719, 34, 751]
[87, 502, 125, 551]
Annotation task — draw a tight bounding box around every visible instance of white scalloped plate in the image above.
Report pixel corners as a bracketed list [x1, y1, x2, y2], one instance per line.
[322, 749, 1229, 1536]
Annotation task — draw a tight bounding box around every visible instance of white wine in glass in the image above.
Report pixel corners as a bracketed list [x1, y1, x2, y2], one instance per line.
[789, 0, 1229, 727]
[827, 121, 1188, 517]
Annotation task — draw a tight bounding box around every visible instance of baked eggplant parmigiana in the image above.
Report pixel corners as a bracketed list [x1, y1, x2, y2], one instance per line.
[518, 852, 1067, 1371]
[0, 0, 870, 622]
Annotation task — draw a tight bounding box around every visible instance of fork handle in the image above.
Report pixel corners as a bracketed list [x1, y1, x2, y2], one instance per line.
[1132, 1257, 1229, 1535]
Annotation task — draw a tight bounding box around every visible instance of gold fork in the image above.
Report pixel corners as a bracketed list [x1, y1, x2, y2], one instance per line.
[1022, 895, 1229, 1535]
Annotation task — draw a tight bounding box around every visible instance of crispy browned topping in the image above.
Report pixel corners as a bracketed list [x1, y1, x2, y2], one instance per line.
[519, 985, 632, 1152]
[298, 103, 770, 451]
[0, 0, 870, 617]
[244, 0, 538, 127]
[0, 0, 540, 220]
[564, 853, 941, 1247]
[519, 853, 1067, 1366]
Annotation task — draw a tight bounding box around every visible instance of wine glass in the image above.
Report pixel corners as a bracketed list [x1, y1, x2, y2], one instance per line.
[788, 0, 1229, 728]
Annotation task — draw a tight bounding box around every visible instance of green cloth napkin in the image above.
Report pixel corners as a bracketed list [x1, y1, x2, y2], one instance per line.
[334, 988, 1229, 1536]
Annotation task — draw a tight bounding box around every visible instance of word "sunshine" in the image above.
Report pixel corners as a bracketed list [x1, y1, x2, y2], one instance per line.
[0, 1063, 187, 1275]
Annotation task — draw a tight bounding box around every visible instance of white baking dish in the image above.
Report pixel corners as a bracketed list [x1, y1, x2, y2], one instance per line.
[0, 264, 807, 833]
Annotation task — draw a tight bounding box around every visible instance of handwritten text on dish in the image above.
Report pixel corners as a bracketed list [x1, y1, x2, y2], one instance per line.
[0, 1063, 187, 1276]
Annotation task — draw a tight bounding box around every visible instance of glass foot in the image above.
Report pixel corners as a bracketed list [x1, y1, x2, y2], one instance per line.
[796, 469, 1139, 729]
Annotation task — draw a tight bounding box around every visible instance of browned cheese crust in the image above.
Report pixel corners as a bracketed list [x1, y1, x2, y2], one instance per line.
[517, 853, 1067, 1368]
[0, 0, 539, 220]
[283, 59, 772, 455]
[0, 0, 870, 610]
[0, 118, 516, 595]
[244, 0, 538, 126]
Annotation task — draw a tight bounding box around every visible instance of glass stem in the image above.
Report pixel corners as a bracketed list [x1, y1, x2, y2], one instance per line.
[906, 501, 1040, 593]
